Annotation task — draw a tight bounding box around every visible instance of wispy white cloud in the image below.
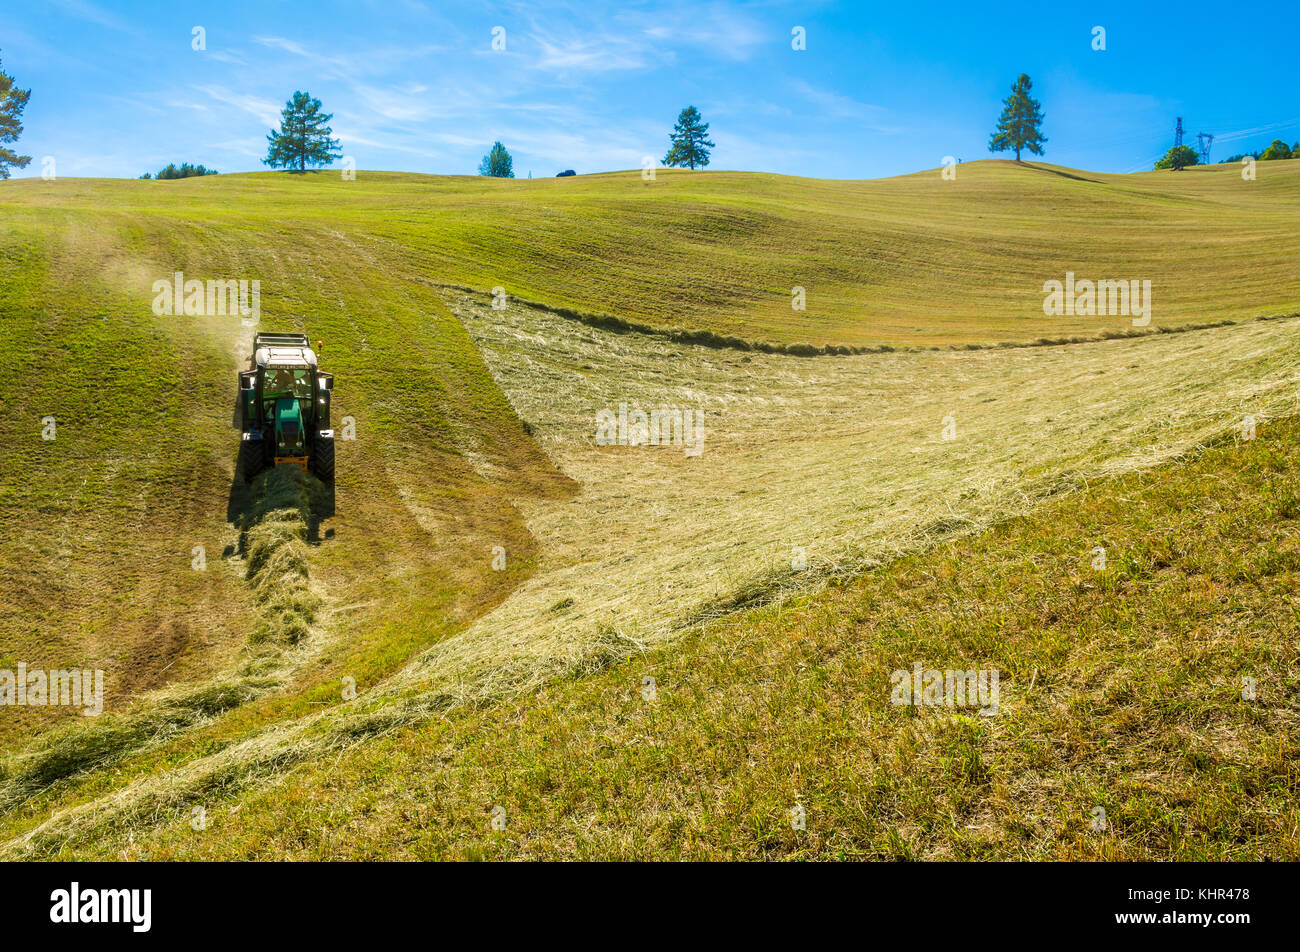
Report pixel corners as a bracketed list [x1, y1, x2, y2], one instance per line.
[46, 0, 133, 33]
[253, 35, 310, 58]
[206, 136, 268, 160]
[352, 83, 440, 122]
[530, 31, 656, 74]
[513, 1, 766, 77]
[165, 99, 210, 114]
[206, 50, 247, 66]
[633, 3, 767, 61]
[251, 34, 444, 80]
[194, 85, 283, 128]
[1214, 117, 1300, 144]
[790, 80, 898, 133]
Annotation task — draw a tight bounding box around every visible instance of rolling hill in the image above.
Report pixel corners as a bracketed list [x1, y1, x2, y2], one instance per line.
[0, 160, 1296, 859]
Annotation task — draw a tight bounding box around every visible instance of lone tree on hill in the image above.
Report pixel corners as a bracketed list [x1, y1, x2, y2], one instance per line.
[0, 55, 32, 179]
[664, 106, 715, 170]
[264, 91, 341, 172]
[1155, 145, 1199, 170]
[478, 141, 514, 177]
[988, 73, 1046, 162]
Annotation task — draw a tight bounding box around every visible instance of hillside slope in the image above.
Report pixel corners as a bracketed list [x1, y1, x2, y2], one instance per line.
[0, 162, 1296, 859]
[1, 158, 1297, 350]
[0, 193, 572, 748]
[72, 414, 1300, 861]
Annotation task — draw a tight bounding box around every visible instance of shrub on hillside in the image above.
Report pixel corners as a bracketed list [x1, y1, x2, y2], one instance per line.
[143, 162, 218, 180]
[1260, 139, 1293, 161]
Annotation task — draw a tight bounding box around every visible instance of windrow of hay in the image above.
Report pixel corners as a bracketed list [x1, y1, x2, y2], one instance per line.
[397, 293, 1300, 699]
[433, 282, 1291, 357]
[0, 677, 274, 814]
[3, 623, 636, 859]
[7, 301, 1300, 857]
[0, 466, 327, 814]
[242, 466, 325, 645]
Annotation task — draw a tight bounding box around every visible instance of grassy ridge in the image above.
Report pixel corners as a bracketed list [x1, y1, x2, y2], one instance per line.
[93, 415, 1300, 861]
[2, 159, 1297, 350]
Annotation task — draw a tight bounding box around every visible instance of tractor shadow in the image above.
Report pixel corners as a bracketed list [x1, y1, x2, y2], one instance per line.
[223, 454, 335, 560]
[312, 479, 336, 526]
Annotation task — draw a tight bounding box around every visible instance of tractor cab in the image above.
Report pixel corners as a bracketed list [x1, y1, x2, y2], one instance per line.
[238, 332, 335, 481]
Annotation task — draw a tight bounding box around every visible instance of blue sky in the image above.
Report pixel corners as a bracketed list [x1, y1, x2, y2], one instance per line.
[2, 0, 1297, 179]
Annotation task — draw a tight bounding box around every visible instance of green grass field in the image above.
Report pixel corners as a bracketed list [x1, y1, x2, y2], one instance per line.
[72, 414, 1300, 860]
[0, 160, 1296, 859]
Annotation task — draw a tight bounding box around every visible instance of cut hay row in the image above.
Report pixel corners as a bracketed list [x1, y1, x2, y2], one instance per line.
[7, 304, 1299, 856]
[0, 467, 329, 812]
[435, 281, 1286, 358]
[242, 467, 327, 646]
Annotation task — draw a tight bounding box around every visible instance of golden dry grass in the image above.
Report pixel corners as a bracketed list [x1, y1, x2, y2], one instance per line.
[412, 294, 1299, 691]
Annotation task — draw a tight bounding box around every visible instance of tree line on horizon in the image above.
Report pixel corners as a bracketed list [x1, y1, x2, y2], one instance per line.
[1154, 138, 1298, 170]
[1, 54, 1294, 181]
[242, 85, 1300, 178]
[253, 91, 717, 179]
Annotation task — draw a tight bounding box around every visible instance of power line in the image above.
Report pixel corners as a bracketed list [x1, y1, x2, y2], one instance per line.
[1214, 117, 1300, 144]
[1127, 117, 1300, 173]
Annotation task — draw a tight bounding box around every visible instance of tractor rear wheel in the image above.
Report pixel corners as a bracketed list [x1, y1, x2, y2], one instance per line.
[312, 434, 335, 483]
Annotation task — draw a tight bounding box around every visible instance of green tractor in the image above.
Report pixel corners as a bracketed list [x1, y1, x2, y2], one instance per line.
[238, 332, 334, 483]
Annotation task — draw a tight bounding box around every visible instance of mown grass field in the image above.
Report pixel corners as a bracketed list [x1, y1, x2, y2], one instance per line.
[75, 414, 1300, 861]
[1, 158, 1297, 351]
[0, 161, 1296, 859]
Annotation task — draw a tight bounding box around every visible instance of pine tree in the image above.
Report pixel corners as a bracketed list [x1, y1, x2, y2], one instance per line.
[0, 55, 32, 180]
[663, 106, 715, 170]
[478, 141, 514, 178]
[988, 74, 1046, 163]
[264, 91, 341, 173]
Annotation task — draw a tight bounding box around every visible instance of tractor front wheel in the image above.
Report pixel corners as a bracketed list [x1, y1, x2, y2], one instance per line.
[239, 437, 267, 483]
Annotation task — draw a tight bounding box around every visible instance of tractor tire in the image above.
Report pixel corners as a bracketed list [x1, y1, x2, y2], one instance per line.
[311, 433, 335, 483]
[239, 437, 266, 483]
